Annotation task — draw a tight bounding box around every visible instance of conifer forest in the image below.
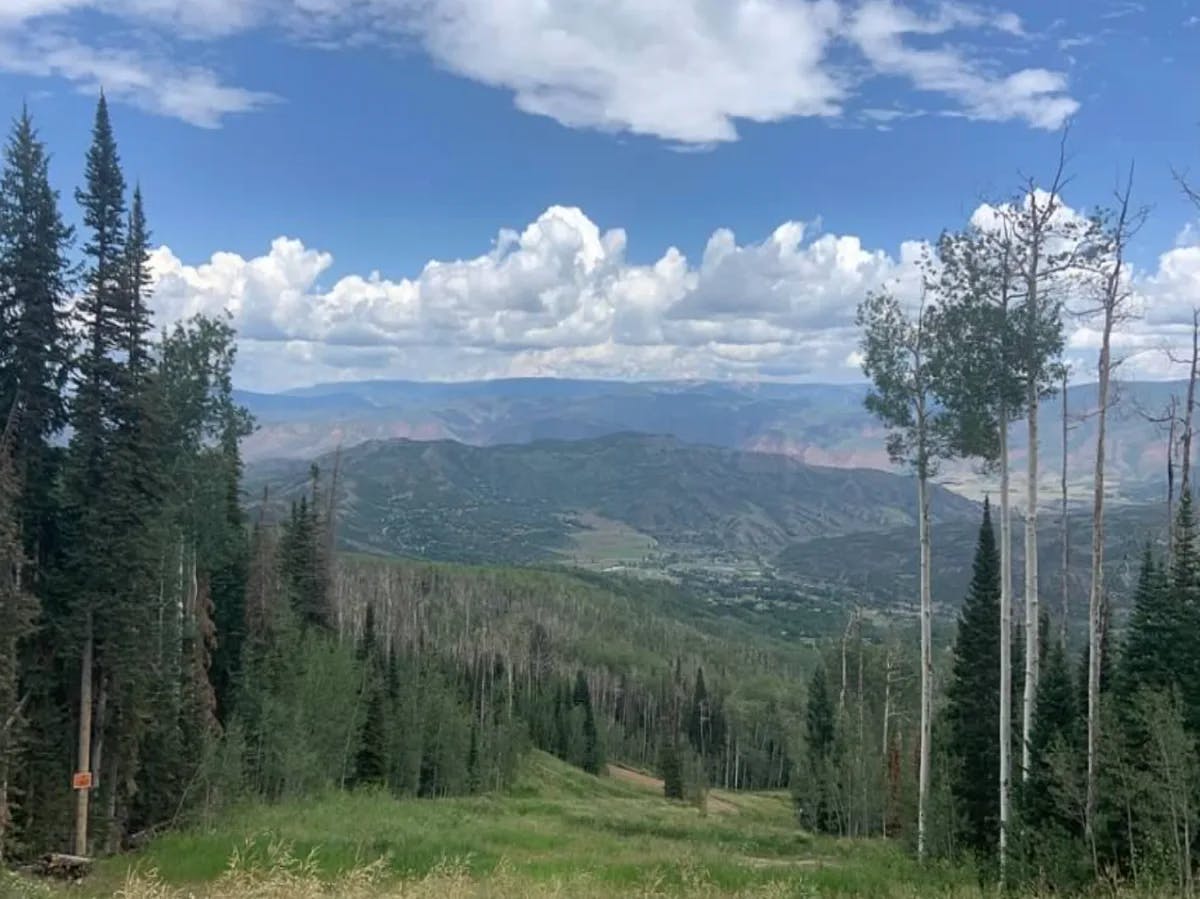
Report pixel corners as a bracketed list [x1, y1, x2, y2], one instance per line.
[1, 94, 1200, 898]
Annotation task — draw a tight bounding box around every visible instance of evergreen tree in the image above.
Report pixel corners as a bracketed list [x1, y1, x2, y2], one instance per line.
[945, 500, 1003, 857]
[61, 93, 130, 856]
[1119, 547, 1174, 700]
[1022, 639, 1078, 835]
[0, 106, 73, 573]
[0, 416, 39, 860]
[572, 670, 603, 775]
[800, 663, 836, 832]
[355, 680, 387, 787]
[660, 734, 684, 800]
[1166, 491, 1200, 730]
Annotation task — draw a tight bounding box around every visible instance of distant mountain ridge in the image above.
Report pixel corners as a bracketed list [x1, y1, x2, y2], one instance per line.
[246, 432, 978, 565]
[236, 377, 1186, 499]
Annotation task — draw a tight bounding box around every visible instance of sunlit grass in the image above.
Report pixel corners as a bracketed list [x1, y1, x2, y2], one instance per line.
[6, 752, 1179, 897]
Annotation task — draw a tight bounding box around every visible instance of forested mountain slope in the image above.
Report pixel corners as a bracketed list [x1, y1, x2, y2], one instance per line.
[247, 433, 978, 564]
[237, 377, 1186, 500]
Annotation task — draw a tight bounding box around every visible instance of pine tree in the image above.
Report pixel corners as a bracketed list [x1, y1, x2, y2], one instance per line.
[800, 663, 836, 832]
[572, 670, 603, 775]
[660, 734, 684, 800]
[945, 499, 1003, 856]
[1022, 638, 1078, 837]
[0, 413, 39, 860]
[1167, 491, 1200, 731]
[1118, 548, 1173, 701]
[62, 92, 129, 856]
[355, 681, 387, 787]
[0, 106, 73, 574]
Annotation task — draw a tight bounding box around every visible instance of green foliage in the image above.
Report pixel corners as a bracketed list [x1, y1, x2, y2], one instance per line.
[247, 433, 977, 565]
[794, 664, 835, 833]
[0, 106, 73, 572]
[855, 288, 950, 476]
[660, 738, 684, 800]
[944, 500, 1002, 857]
[928, 226, 1026, 462]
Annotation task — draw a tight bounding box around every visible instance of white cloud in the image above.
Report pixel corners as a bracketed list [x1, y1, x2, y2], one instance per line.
[401, 0, 845, 144]
[848, 1, 1078, 130]
[146, 203, 1200, 391]
[2, 0, 1079, 139]
[0, 30, 276, 126]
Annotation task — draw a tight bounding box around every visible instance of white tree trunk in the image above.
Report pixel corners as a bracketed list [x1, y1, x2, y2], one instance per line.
[998, 412, 1013, 877]
[1183, 312, 1198, 501]
[1023, 389, 1040, 781]
[917, 471, 932, 861]
[1087, 331, 1112, 844]
[1061, 371, 1070, 644]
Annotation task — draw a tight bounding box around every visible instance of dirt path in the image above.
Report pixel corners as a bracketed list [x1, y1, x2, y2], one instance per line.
[606, 764, 738, 814]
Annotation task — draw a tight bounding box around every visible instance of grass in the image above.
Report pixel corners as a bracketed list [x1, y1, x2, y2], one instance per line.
[3, 752, 1150, 898]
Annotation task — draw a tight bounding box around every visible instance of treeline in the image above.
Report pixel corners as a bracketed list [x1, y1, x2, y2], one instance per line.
[813, 142, 1200, 893]
[0, 97, 535, 862]
[0, 96, 259, 858]
[0, 96, 807, 862]
[794, 497, 1200, 892]
[327, 556, 801, 794]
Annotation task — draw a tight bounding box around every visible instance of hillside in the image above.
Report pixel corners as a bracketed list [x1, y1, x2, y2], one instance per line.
[247, 432, 978, 565]
[237, 377, 1187, 499]
[777, 502, 1165, 630]
[50, 752, 967, 899]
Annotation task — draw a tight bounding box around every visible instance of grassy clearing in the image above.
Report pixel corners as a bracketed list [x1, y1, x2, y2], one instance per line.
[0, 752, 1063, 898]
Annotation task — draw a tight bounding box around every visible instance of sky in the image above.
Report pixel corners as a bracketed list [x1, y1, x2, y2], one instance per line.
[0, 0, 1197, 391]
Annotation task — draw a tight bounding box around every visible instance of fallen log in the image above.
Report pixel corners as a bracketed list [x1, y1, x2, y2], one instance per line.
[34, 852, 92, 880]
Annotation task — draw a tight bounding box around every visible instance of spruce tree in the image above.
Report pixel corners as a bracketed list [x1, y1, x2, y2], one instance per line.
[62, 92, 129, 856]
[1118, 547, 1172, 701]
[1167, 491, 1200, 731]
[802, 663, 835, 832]
[572, 670, 603, 775]
[660, 734, 684, 800]
[1022, 638, 1078, 836]
[355, 681, 387, 787]
[0, 417, 39, 860]
[945, 499, 1003, 856]
[0, 106, 73, 572]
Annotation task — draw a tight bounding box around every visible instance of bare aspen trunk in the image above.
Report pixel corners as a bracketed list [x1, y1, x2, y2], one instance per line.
[917, 470, 932, 861]
[998, 411, 1013, 876]
[1168, 411, 1178, 562]
[881, 648, 892, 839]
[74, 613, 94, 857]
[1183, 312, 1198, 500]
[1087, 328, 1111, 845]
[1023, 389, 1040, 781]
[839, 613, 852, 712]
[1061, 370, 1070, 644]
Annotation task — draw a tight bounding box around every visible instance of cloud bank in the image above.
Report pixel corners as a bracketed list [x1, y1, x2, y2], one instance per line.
[145, 204, 1200, 391]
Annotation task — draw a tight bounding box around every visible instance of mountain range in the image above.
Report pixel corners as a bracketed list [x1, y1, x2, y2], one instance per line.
[236, 377, 1185, 500]
[246, 432, 978, 566]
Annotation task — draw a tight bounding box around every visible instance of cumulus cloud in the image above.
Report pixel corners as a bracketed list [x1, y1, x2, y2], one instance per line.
[144, 203, 1200, 391]
[4, 0, 1079, 139]
[147, 205, 920, 387]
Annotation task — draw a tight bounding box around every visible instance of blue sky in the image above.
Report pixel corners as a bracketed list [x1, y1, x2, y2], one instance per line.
[0, 0, 1197, 389]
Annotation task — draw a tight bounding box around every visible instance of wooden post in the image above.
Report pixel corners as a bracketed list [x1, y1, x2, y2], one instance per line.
[74, 612, 93, 857]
